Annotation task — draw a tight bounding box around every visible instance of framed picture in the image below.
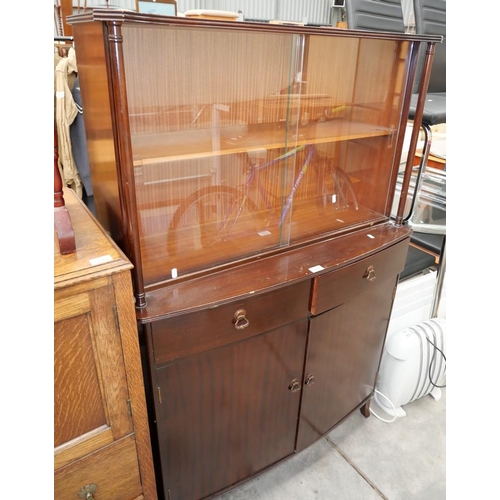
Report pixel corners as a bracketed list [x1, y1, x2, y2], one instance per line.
[333, 0, 346, 7]
[136, 0, 177, 16]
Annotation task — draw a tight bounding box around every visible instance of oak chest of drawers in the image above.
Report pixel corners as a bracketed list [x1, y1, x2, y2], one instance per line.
[54, 189, 157, 499]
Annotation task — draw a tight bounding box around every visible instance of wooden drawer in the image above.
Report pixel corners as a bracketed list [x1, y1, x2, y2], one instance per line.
[151, 280, 311, 364]
[54, 436, 143, 500]
[310, 239, 409, 315]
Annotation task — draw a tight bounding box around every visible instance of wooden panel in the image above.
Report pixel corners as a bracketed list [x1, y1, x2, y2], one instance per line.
[414, 151, 446, 170]
[54, 188, 157, 498]
[54, 314, 107, 447]
[59, 0, 73, 37]
[304, 36, 359, 109]
[139, 224, 411, 320]
[121, 27, 295, 132]
[54, 436, 143, 500]
[54, 283, 133, 460]
[54, 293, 90, 322]
[155, 321, 307, 500]
[310, 238, 408, 315]
[70, 21, 123, 245]
[89, 284, 134, 439]
[55, 275, 112, 301]
[129, 121, 390, 165]
[297, 277, 397, 451]
[151, 280, 310, 363]
[113, 271, 159, 500]
[55, 426, 114, 471]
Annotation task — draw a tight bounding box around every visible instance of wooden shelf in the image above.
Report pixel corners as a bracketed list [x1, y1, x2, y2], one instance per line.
[132, 120, 391, 165]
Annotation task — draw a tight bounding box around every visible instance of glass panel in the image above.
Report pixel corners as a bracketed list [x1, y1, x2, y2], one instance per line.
[122, 25, 301, 284]
[122, 25, 410, 285]
[293, 36, 411, 242]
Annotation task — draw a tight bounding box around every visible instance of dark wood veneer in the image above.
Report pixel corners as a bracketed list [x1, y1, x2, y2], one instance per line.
[297, 276, 398, 451]
[69, 8, 440, 43]
[67, 11, 439, 500]
[310, 237, 409, 315]
[138, 224, 411, 322]
[151, 280, 310, 364]
[154, 321, 308, 500]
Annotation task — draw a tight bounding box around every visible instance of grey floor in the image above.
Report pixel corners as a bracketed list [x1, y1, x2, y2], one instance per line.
[216, 389, 446, 500]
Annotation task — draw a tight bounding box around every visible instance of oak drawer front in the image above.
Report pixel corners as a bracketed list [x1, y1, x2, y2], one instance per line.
[54, 435, 142, 500]
[310, 239, 409, 315]
[152, 280, 311, 364]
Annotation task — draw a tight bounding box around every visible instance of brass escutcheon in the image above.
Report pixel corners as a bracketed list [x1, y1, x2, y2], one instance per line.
[78, 484, 97, 499]
[364, 265, 376, 281]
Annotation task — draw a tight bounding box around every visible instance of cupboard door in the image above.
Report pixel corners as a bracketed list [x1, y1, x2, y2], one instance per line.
[296, 277, 397, 452]
[54, 281, 134, 470]
[155, 320, 308, 500]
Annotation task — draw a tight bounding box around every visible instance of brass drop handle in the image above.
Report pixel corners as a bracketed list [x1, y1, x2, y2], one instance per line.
[233, 309, 250, 330]
[78, 484, 97, 499]
[288, 379, 301, 392]
[304, 374, 316, 386]
[364, 265, 376, 282]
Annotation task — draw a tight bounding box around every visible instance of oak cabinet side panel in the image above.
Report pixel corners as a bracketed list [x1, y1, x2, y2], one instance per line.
[54, 313, 107, 447]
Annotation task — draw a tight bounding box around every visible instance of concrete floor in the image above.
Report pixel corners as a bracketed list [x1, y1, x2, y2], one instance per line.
[216, 388, 446, 500]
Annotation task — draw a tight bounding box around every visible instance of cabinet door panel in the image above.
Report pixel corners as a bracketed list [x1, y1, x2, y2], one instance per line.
[54, 314, 107, 445]
[54, 284, 133, 470]
[297, 277, 396, 452]
[155, 320, 307, 500]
